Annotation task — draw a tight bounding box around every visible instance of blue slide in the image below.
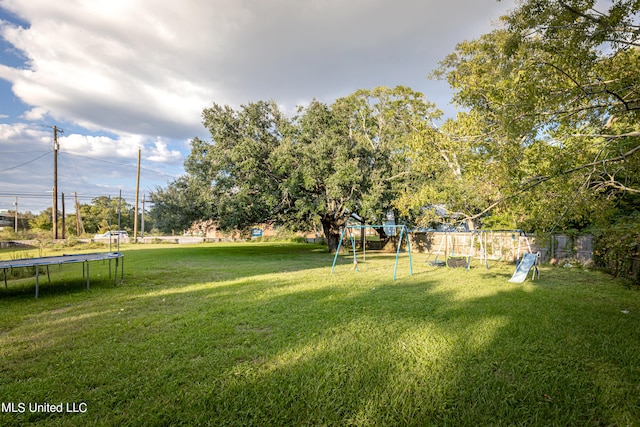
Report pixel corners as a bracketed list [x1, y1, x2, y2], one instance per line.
[508, 253, 539, 283]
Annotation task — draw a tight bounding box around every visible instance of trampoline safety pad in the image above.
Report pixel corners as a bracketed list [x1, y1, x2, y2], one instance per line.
[0, 252, 124, 298]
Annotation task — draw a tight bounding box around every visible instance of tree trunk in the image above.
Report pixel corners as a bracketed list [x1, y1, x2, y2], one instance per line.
[321, 216, 342, 253]
[375, 227, 388, 240]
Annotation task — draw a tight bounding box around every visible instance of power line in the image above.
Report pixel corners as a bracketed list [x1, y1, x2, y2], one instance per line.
[62, 151, 138, 168]
[0, 192, 52, 199]
[61, 151, 180, 179]
[0, 149, 180, 179]
[0, 191, 141, 201]
[0, 151, 52, 173]
[0, 150, 50, 154]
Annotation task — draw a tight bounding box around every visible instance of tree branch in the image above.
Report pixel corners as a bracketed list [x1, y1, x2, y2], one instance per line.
[569, 130, 640, 139]
[384, 171, 411, 182]
[465, 140, 640, 222]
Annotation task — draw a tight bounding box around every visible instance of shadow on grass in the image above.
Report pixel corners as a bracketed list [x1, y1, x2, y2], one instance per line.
[183, 276, 640, 425]
[0, 263, 122, 300]
[1, 245, 639, 426]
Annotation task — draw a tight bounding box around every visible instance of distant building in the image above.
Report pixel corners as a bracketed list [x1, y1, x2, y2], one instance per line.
[0, 209, 22, 231]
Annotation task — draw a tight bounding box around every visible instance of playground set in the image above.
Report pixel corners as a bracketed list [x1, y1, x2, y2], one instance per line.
[331, 227, 540, 283]
[331, 224, 413, 281]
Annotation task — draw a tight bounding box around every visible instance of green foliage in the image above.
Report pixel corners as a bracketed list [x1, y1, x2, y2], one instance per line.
[78, 196, 132, 234]
[186, 101, 289, 231]
[28, 207, 54, 231]
[430, 0, 640, 232]
[149, 176, 212, 234]
[168, 88, 440, 251]
[273, 99, 361, 247]
[594, 215, 640, 284]
[335, 86, 442, 225]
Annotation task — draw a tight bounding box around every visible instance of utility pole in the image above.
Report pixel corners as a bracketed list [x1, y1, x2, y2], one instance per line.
[74, 192, 81, 236]
[14, 197, 18, 233]
[141, 194, 145, 238]
[52, 126, 63, 240]
[61, 192, 66, 239]
[134, 147, 141, 240]
[117, 190, 122, 251]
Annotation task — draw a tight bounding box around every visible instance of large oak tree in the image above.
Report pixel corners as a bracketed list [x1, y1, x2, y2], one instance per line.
[153, 87, 440, 252]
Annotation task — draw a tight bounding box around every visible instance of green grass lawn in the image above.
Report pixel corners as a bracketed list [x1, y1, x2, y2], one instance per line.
[1, 242, 639, 426]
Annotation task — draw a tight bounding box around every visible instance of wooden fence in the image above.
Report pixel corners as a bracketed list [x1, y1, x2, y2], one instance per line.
[409, 232, 593, 265]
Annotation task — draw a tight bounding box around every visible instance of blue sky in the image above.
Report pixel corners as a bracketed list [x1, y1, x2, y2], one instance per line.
[0, 0, 515, 213]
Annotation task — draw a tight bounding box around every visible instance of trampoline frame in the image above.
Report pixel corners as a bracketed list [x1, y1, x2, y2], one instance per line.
[0, 252, 124, 298]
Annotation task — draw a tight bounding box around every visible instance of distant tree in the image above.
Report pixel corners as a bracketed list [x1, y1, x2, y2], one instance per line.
[149, 176, 213, 234]
[20, 211, 36, 231]
[79, 196, 132, 234]
[28, 207, 55, 231]
[64, 213, 78, 237]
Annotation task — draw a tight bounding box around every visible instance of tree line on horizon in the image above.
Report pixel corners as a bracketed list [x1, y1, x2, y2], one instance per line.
[1, 196, 150, 238]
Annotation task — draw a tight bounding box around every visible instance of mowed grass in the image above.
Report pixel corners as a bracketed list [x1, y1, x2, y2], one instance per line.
[1, 242, 639, 426]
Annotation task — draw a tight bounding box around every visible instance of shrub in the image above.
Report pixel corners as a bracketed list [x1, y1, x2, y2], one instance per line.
[594, 223, 640, 285]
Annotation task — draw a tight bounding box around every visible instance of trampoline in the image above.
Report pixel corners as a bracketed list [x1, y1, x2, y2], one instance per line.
[1, 252, 124, 298]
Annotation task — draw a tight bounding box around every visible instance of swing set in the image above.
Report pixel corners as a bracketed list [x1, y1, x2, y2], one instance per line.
[330, 225, 537, 281]
[425, 230, 488, 271]
[425, 229, 535, 271]
[330, 224, 413, 281]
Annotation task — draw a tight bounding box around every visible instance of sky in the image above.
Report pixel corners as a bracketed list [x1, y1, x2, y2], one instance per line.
[0, 0, 515, 214]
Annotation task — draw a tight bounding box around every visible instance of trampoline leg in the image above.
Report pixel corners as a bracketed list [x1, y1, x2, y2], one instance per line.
[35, 268, 39, 299]
[86, 261, 90, 290]
[47, 266, 51, 283]
[114, 258, 118, 286]
[3, 268, 6, 288]
[120, 256, 124, 284]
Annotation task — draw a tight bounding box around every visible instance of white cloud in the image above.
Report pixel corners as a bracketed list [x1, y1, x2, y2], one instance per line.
[147, 139, 183, 163]
[21, 106, 47, 120]
[0, 0, 516, 211]
[0, 122, 49, 146]
[60, 132, 182, 165]
[0, 0, 514, 140]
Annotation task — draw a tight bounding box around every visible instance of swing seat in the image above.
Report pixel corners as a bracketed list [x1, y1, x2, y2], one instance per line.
[447, 255, 470, 268]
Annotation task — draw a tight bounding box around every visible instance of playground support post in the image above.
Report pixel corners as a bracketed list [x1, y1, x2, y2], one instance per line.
[331, 224, 412, 281]
[331, 227, 348, 275]
[394, 225, 413, 280]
